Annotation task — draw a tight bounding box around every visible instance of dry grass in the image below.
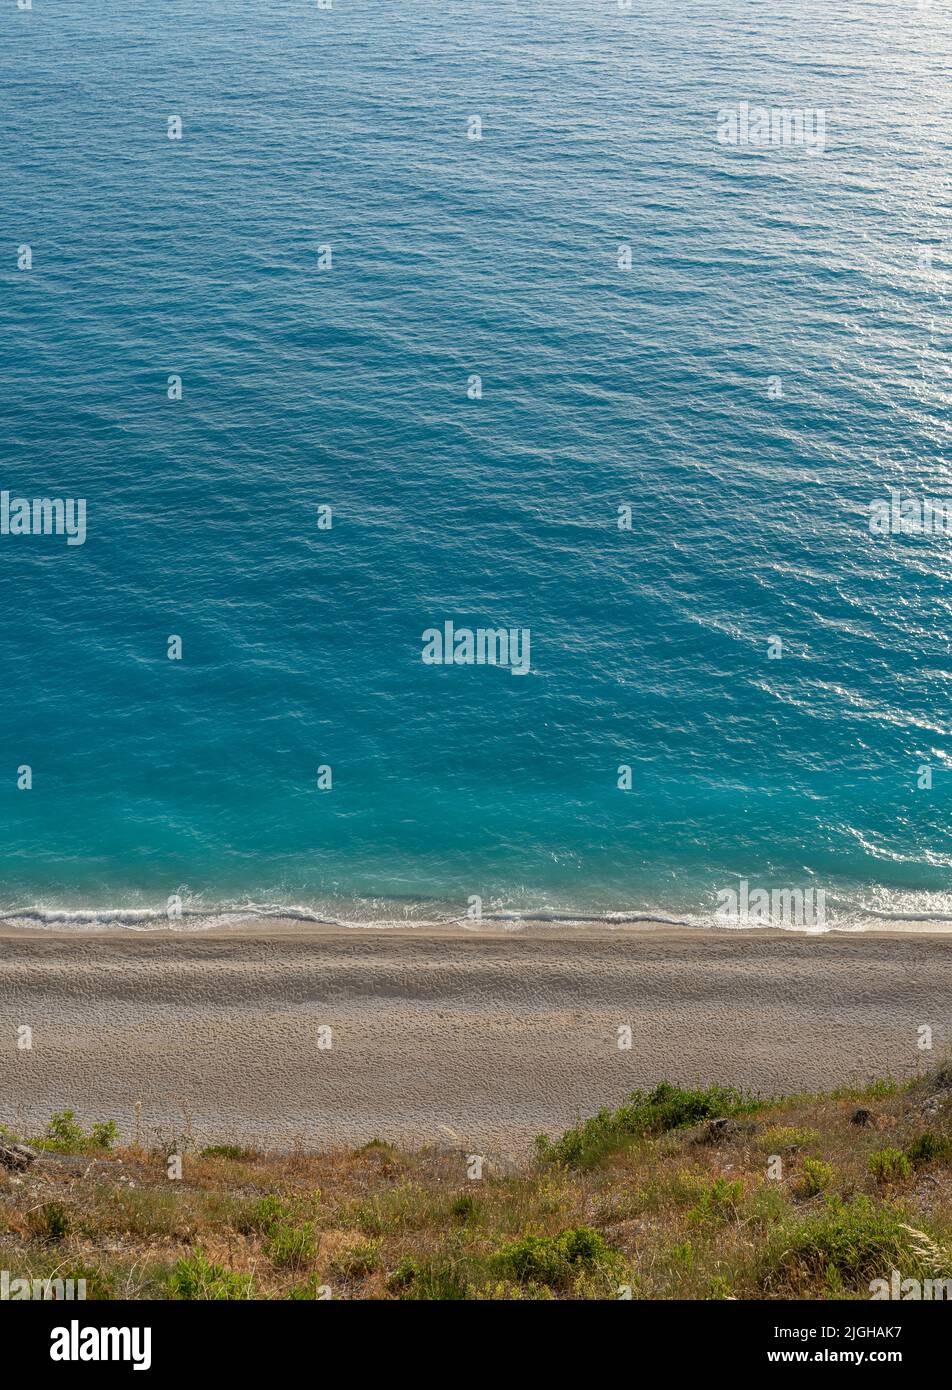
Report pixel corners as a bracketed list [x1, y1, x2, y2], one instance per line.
[3, 1065, 952, 1299]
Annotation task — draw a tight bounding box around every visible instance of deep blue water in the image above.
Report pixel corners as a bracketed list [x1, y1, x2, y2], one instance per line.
[1, 0, 950, 929]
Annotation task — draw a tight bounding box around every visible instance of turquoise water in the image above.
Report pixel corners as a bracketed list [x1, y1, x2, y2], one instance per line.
[1, 0, 950, 930]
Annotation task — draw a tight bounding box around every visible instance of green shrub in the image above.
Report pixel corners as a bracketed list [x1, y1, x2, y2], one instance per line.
[796, 1158, 835, 1198]
[200, 1144, 258, 1162]
[386, 1256, 421, 1293]
[165, 1250, 256, 1300]
[27, 1202, 71, 1241]
[234, 1194, 291, 1235]
[536, 1083, 759, 1167]
[39, 1110, 85, 1153]
[756, 1126, 820, 1152]
[32, 1110, 118, 1155]
[266, 1220, 317, 1270]
[906, 1132, 952, 1169]
[491, 1226, 617, 1287]
[688, 1176, 742, 1224]
[90, 1121, 118, 1150]
[389, 1256, 470, 1300]
[329, 1239, 379, 1280]
[869, 1148, 912, 1184]
[450, 1192, 479, 1222]
[759, 1196, 945, 1294]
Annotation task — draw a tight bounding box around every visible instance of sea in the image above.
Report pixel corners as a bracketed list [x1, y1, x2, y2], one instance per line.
[1, 0, 950, 933]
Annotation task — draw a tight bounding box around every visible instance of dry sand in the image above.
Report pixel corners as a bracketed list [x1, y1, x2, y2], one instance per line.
[1, 924, 950, 1156]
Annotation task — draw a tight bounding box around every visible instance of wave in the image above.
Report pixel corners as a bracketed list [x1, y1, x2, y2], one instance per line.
[0, 902, 694, 933]
[2, 900, 952, 935]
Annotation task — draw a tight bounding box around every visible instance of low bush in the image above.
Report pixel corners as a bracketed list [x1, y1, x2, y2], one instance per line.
[759, 1196, 946, 1295]
[869, 1148, 912, 1185]
[536, 1083, 759, 1167]
[795, 1158, 835, 1198]
[491, 1226, 617, 1287]
[165, 1251, 256, 1300]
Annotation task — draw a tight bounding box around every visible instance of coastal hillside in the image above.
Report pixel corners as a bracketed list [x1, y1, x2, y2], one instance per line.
[3, 1061, 952, 1301]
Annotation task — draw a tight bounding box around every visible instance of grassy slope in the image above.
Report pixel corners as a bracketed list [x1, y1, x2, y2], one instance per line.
[3, 1063, 952, 1300]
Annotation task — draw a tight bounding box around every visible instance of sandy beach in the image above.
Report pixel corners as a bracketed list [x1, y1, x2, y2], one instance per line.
[1, 924, 950, 1156]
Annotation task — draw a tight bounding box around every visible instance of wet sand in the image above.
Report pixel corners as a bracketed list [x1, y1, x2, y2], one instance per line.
[1, 924, 949, 1155]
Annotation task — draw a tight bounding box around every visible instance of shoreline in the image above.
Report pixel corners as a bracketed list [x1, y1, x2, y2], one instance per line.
[2, 905, 952, 939]
[2, 928, 950, 1155]
[2, 919, 952, 942]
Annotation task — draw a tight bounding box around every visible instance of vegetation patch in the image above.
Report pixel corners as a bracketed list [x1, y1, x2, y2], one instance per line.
[758, 1196, 950, 1296]
[3, 1067, 951, 1300]
[868, 1148, 912, 1185]
[794, 1158, 835, 1199]
[756, 1126, 820, 1153]
[491, 1226, 619, 1287]
[165, 1251, 257, 1300]
[30, 1111, 118, 1156]
[199, 1145, 259, 1162]
[536, 1083, 761, 1168]
[906, 1131, 952, 1169]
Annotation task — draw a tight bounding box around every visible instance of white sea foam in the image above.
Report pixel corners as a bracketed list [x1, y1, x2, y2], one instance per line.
[1, 900, 951, 935]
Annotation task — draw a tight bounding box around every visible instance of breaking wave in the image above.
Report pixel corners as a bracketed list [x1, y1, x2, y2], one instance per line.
[2, 899, 951, 935]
